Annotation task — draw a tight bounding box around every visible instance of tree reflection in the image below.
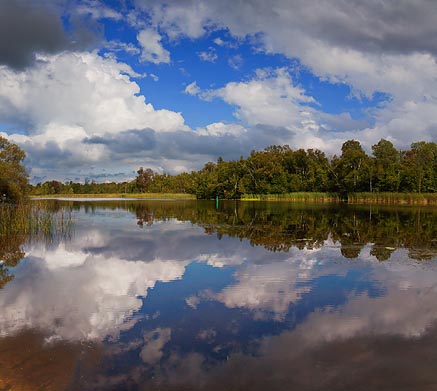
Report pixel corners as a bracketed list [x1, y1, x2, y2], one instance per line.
[126, 201, 437, 260]
[4, 200, 435, 276]
[0, 234, 25, 289]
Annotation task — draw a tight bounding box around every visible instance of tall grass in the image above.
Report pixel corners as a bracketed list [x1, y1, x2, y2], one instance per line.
[241, 192, 342, 202]
[241, 192, 437, 204]
[348, 192, 437, 205]
[0, 202, 73, 238]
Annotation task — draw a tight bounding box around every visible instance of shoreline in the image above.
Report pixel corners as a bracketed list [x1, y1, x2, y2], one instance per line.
[30, 193, 196, 200]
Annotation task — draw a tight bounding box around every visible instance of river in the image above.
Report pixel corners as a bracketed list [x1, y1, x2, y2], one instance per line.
[1, 200, 437, 390]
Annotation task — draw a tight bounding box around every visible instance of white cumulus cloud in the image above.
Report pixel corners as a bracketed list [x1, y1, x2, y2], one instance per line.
[137, 28, 171, 64]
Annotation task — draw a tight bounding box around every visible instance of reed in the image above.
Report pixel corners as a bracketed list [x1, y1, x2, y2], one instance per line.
[241, 192, 437, 204]
[348, 192, 437, 205]
[241, 192, 341, 202]
[0, 201, 72, 238]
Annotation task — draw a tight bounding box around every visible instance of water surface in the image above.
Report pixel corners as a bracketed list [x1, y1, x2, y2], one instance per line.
[1, 200, 437, 390]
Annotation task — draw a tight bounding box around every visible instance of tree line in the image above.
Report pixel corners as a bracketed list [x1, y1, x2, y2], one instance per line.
[27, 138, 437, 198]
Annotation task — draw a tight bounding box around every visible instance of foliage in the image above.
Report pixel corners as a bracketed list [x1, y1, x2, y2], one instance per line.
[371, 139, 401, 192]
[0, 136, 29, 202]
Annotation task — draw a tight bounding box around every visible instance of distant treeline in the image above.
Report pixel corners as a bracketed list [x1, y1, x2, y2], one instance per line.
[30, 139, 437, 199]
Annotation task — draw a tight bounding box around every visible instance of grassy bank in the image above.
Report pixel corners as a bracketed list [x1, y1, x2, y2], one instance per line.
[30, 193, 196, 200]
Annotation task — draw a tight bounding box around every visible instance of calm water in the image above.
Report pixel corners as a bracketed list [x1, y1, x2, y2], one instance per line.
[1, 200, 437, 390]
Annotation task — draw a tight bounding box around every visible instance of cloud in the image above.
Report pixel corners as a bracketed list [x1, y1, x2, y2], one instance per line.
[215, 260, 313, 319]
[290, 258, 437, 341]
[208, 68, 315, 127]
[140, 0, 437, 58]
[140, 328, 172, 364]
[228, 54, 243, 70]
[0, 249, 188, 341]
[134, 0, 437, 150]
[0, 0, 106, 70]
[103, 41, 141, 56]
[192, 68, 331, 151]
[135, 1, 211, 40]
[75, 0, 123, 21]
[184, 81, 201, 96]
[195, 122, 247, 137]
[0, 51, 185, 134]
[0, 1, 69, 69]
[213, 37, 239, 49]
[198, 48, 218, 63]
[84, 129, 157, 155]
[0, 51, 190, 179]
[137, 28, 171, 64]
[0, 213, 216, 340]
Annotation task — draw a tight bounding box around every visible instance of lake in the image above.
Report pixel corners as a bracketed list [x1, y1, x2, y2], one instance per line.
[1, 200, 437, 390]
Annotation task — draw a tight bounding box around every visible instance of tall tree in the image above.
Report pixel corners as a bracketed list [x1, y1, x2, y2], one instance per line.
[0, 136, 29, 202]
[136, 167, 155, 192]
[372, 139, 401, 192]
[334, 140, 372, 193]
[410, 141, 437, 193]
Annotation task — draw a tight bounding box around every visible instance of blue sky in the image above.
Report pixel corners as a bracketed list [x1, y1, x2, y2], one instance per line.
[0, 0, 436, 182]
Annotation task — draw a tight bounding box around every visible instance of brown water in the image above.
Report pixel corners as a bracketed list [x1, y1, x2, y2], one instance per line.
[1, 200, 437, 390]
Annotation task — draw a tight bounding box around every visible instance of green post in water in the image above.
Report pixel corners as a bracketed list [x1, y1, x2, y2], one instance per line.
[216, 195, 219, 209]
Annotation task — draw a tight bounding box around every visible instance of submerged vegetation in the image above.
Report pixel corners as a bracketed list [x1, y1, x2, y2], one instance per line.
[29, 139, 437, 202]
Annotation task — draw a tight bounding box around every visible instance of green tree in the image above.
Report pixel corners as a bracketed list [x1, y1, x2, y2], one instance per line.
[410, 141, 437, 192]
[372, 139, 401, 192]
[136, 167, 155, 192]
[0, 136, 29, 202]
[334, 140, 372, 193]
[216, 159, 246, 199]
[244, 147, 288, 194]
[193, 162, 218, 199]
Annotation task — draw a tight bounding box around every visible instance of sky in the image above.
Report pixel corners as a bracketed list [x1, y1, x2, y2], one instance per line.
[0, 0, 436, 183]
